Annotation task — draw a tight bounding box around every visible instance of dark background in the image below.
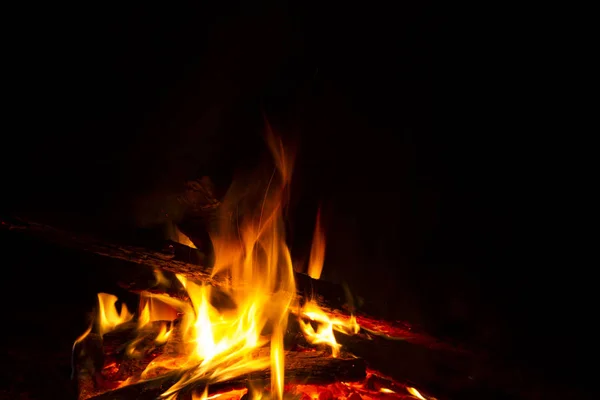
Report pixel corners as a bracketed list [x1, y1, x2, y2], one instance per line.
[1, 2, 591, 399]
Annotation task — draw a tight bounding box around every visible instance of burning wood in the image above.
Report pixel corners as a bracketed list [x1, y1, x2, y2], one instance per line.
[73, 313, 433, 400]
[67, 131, 365, 400]
[78, 333, 366, 400]
[4, 131, 448, 400]
[0, 216, 462, 355]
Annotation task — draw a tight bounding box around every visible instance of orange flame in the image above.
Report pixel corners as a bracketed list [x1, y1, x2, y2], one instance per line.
[299, 208, 359, 357]
[159, 131, 296, 399]
[172, 223, 198, 249]
[298, 301, 359, 357]
[155, 322, 173, 344]
[307, 209, 325, 280]
[407, 387, 427, 400]
[96, 293, 134, 335]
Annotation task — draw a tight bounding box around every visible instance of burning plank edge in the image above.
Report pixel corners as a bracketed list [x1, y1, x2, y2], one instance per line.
[80, 352, 367, 400]
[1, 216, 466, 354]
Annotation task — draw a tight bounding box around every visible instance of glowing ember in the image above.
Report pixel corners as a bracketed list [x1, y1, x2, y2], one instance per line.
[174, 370, 434, 400]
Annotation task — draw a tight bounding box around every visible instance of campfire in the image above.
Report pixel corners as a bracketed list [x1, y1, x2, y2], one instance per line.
[68, 130, 439, 400]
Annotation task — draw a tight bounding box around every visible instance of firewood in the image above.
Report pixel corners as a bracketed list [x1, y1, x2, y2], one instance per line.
[74, 319, 365, 400]
[0, 217, 329, 297]
[1, 216, 464, 353]
[80, 350, 365, 400]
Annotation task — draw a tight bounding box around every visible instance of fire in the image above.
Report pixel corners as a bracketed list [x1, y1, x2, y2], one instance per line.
[297, 300, 360, 358]
[288, 371, 433, 400]
[406, 387, 427, 400]
[96, 293, 134, 335]
[155, 322, 173, 344]
[74, 129, 377, 400]
[167, 221, 198, 249]
[298, 210, 359, 357]
[308, 209, 325, 280]
[155, 131, 298, 399]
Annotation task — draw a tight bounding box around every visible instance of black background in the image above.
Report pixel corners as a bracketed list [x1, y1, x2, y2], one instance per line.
[1, 2, 591, 398]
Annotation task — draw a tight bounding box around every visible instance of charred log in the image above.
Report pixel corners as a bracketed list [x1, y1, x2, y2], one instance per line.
[0, 218, 341, 316]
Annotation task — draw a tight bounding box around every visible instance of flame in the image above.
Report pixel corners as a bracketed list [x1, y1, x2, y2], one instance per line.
[154, 268, 171, 287]
[271, 326, 285, 398]
[174, 224, 198, 249]
[192, 387, 208, 400]
[138, 301, 151, 328]
[73, 324, 92, 350]
[158, 132, 296, 399]
[166, 220, 198, 249]
[155, 322, 173, 344]
[307, 209, 326, 280]
[298, 301, 360, 357]
[138, 294, 179, 327]
[300, 209, 359, 357]
[407, 387, 427, 400]
[96, 293, 134, 335]
[192, 389, 247, 400]
[74, 129, 366, 400]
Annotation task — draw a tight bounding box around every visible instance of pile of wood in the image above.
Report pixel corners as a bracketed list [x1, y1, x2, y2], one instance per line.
[73, 316, 367, 400]
[1, 216, 481, 400]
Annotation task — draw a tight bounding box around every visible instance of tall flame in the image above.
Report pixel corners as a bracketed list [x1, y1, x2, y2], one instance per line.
[160, 130, 297, 399]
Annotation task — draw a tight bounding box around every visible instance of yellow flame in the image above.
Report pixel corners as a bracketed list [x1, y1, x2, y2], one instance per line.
[97, 293, 134, 335]
[154, 268, 171, 287]
[174, 224, 198, 249]
[271, 326, 285, 400]
[297, 301, 360, 357]
[407, 387, 427, 400]
[158, 129, 296, 398]
[380, 388, 395, 393]
[138, 302, 151, 328]
[299, 318, 341, 357]
[176, 273, 188, 289]
[155, 322, 173, 344]
[307, 209, 325, 280]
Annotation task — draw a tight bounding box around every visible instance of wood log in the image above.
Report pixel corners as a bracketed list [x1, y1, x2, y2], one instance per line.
[81, 351, 366, 400]
[0, 216, 464, 353]
[0, 216, 332, 299]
